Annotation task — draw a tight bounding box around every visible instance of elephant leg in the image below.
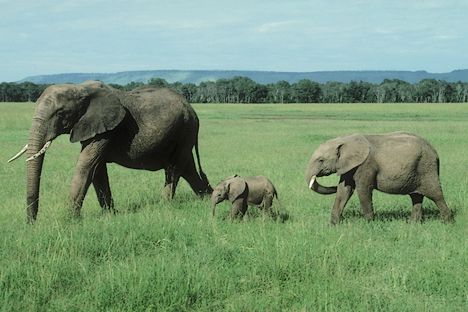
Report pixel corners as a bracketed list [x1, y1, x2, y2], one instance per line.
[409, 193, 423, 222]
[426, 192, 453, 223]
[330, 178, 354, 225]
[164, 165, 181, 200]
[92, 163, 115, 213]
[263, 193, 274, 217]
[181, 155, 208, 197]
[434, 198, 453, 223]
[356, 186, 374, 221]
[230, 198, 248, 220]
[420, 179, 453, 223]
[69, 139, 109, 218]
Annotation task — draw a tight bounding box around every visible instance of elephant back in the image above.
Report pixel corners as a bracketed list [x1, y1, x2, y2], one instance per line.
[122, 87, 195, 128]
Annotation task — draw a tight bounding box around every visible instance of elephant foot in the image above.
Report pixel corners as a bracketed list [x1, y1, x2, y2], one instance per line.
[363, 212, 374, 221]
[330, 216, 341, 225]
[409, 216, 422, 223]
[162, 190, 174, 201]
[410, 211, 422, 223]
[67, 200, 84, 220]
[66, 210, 83, 223]
[101, 207, 118, 215]
[441, 212, 454, 224]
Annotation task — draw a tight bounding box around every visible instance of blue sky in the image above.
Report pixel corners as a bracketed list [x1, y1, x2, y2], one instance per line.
[1, 0, 467, 81]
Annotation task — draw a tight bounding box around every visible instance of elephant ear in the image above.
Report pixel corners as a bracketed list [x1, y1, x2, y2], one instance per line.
[336, 135, 370, 175]
[227, 178, 247, 202]
[70, 90, 126, 143]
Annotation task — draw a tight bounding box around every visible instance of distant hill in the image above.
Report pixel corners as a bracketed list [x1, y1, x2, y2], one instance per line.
[19, 69, 468, 85]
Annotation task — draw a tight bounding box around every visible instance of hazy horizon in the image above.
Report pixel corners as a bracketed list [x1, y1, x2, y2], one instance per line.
[1, 0, 467, 82]
[20, 68, 468, 76]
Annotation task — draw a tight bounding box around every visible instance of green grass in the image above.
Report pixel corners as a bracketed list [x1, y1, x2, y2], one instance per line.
[0, 103, 467, 311]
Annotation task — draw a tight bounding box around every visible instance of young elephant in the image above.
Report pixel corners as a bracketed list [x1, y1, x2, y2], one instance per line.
[211, 175, 278, 219]
[305, 132, 453, 224]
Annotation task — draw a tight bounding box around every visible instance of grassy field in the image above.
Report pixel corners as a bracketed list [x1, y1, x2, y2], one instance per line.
[0, 102, 467, 311]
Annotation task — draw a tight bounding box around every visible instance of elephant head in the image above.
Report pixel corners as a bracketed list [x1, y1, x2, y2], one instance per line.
[9, 81, 126, 222]
[305, 134, 370, 194]
[211, 175, 245, 216]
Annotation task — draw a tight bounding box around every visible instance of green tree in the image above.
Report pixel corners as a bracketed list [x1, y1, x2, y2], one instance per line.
[342, 81, 375, 103]
[292, 79, 321, 103]
[267, 80, 291, 103]
[416, 79, 439, 103]
[321, 81, 345, 103]
[123, 81, 144, 91]
[180, 83, 197, 102]
[148, 78, 169, 88]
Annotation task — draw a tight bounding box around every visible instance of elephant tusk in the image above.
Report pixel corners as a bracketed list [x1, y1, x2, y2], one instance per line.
[309, 176, 316, 189]
[8, 144, 29, 163]
[26, 141, 51, 162]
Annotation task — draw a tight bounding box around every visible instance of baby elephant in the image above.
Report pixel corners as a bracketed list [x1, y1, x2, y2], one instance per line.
[211, 175, 278, 219]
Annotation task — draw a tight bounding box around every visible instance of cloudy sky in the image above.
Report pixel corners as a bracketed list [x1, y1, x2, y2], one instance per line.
[1, 0, 467, 81]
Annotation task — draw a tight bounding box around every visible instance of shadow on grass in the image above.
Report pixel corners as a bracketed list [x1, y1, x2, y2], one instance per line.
[341, 206, 457, 223]
[118, 192, 211, 214]
[219, 207, 291, 223]
[118, 196, 161, 214]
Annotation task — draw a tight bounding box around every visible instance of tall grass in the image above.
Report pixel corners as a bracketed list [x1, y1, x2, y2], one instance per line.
[0, 103, 467, 311]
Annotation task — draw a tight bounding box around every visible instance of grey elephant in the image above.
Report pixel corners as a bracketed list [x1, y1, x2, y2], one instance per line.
[8, 81, 212, 222]
[305, 132, 453, 224]
[211, 175, 279, 219]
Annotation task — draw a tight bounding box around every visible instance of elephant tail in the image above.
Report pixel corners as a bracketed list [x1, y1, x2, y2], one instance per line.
[274, 190, 279, 202]
[274, 190, 283, 209]
[195, 135, 213, 193]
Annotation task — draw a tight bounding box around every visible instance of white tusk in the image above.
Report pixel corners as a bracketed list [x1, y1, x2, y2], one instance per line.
[309, 176, 316, 189]
[26, 141, 51, 162]
[8, 144, 29, 163]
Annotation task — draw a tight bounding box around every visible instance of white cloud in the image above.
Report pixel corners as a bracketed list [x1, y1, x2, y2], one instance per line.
[256, 21, 301, 33]
[126, 19, 207, 30]
[432, 34, 459, 41]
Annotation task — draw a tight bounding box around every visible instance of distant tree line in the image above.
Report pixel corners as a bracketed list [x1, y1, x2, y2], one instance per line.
[0, 82, 49, 102]
[2, 77, 468, 103]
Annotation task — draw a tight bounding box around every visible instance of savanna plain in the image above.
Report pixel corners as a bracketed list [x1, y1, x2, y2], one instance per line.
[0, 103, 467, 311]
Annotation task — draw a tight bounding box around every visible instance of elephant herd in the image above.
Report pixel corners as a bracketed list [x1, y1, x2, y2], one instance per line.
[8, 81, 453, 224]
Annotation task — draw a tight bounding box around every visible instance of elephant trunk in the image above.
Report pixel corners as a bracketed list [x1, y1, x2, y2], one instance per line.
[26, 116, 48, 223]
[211, 202, 216, 217]
[211, 196, 218, 217]
[211, 202, 217, 217]
[308, 175, 337, 195]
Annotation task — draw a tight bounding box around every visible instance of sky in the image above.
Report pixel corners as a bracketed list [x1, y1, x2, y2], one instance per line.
[1, 0, 467, 82]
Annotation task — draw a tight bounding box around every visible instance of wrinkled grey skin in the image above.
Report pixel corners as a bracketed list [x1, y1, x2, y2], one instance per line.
[305, 132, 453, 225]
[211, 175, 278, 219]
[17, 81, 212, 223]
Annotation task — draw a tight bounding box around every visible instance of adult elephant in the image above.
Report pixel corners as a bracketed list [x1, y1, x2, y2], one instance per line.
[9, 81, 212, 222]
[305, 132, 453, 224]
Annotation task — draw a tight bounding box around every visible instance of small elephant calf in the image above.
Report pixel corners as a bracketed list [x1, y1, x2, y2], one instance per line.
[211, 175, 279, 219]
